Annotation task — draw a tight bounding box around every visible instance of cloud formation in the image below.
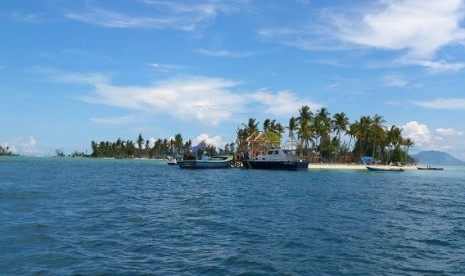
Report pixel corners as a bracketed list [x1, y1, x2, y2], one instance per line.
[412, 98, 465, 110]
[65, 1, 236, 31]
[334, 0, 465, 59]
[402, 121, 465, 157]
[259, 1, 465, 72]
[2, 136, 40, 155]
[41, 70, 319, 126]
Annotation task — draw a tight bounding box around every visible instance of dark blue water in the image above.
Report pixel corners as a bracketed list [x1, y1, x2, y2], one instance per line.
[1, 157, 465, 274]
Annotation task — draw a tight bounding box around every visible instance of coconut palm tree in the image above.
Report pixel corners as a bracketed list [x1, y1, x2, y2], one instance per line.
[352, 116, 372, 158]
[244, 118, 259, 138]
[173, 133, 183, 154]
[370, 114, 386, 160]
[263, 119, 271, 132]
[296, 105, 313, 156]
[332, 112, 349, 161]
[314, 108, 332, 160]
[403, 137, 414, 154]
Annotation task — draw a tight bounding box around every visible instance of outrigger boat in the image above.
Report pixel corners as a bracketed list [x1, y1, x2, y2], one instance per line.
[417, 166, 443, 170]
[366, 165, 404, 172]
[177, 145, 233, 169]
[177, 155, 233, 169]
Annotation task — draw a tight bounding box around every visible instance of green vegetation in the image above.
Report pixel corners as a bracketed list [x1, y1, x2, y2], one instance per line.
[236, 105, 415, 164]
[90, 133, 235, 159]
[0, 145, 16, 156]
[89, 105, 414, 164]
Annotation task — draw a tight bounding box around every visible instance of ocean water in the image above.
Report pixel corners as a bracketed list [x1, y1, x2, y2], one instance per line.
[1, 157, 465, 275]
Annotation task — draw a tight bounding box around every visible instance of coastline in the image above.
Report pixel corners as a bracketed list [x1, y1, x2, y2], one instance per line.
[309, 163, 418, 170]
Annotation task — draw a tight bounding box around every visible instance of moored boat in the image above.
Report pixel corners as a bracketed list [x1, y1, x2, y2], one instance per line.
[366, 165, 404, 172]
[167, 156, 177, 165]
[417, 166, 443, 170]
[242, 149, 308, 171]
[177, 155, 233, 169]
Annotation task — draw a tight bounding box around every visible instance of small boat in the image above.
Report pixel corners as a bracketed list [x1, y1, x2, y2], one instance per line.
[242, 149, 309, 171]
[417, 166, 443, 170]
[166, 156, 177, 165]
[366, 165, 404, 172]
[177, 155, 233, 169]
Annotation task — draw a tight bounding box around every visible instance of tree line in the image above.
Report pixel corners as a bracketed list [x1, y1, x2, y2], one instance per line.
[236, 105, 415, 164]
[0, 145, 16, 156]
[89, 105, 414, 164]
[90, 133, 235, 159]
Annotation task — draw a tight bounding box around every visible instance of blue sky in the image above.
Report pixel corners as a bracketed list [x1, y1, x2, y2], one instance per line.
[2, 0, 465, 159]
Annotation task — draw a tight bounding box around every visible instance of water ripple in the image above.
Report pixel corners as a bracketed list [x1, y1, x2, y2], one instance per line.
[1, 157, 465, 274]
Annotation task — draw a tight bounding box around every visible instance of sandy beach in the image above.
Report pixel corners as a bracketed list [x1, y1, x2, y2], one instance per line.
[309, 163, 417, 170]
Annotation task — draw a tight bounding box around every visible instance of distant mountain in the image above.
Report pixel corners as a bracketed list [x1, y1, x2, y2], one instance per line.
[412, 151, 465, 166]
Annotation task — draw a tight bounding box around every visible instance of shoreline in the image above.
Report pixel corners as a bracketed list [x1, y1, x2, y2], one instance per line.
[309, 163, 418, 170]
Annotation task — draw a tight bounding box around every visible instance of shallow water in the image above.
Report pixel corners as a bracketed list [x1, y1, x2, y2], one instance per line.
[1, 157, 464, 274]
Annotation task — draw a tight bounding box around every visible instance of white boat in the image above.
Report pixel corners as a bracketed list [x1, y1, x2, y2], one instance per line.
[167, 156, 177, 165]
[242, 149, 309, 171]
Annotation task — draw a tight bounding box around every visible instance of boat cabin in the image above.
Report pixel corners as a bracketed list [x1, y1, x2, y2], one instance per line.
[252, 149, 298, 162]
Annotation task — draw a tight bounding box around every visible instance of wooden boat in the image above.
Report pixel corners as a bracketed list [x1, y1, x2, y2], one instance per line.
[366, 165, 404, 172]
[177, 155, 233, 169]
[417, 166, 443, 170]
[242, 149, 309, 171]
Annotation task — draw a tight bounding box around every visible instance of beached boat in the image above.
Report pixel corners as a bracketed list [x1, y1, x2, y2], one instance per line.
[242, 149, 309, 171]
[177, 155, 233, 169]
[417, 166, 443, 170]
[366, 166, 404, 172]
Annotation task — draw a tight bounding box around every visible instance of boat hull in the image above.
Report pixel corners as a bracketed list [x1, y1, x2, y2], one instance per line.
[417, 166, 443, 170]
[177, 156, 233, 169]
[366, 166, 404, 172]
[242, 160, 309, 171]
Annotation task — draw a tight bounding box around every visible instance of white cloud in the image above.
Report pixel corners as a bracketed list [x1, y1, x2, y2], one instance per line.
[402, 121, 465, 159]
[381, 73, 408, 87]
[402, 121, 433, 148]
[399, 59, 465, 73]
[435, 128, 464, 137]
[334, 0, 465, 59]
[65, 1, 236, 30]
[149, 63, 184, 72]
[2, 136, 41, 155]
[195, 49, 251, 58]
[41, 70, 318, 126]
[412, 98, 465, 110]
[193, 133, 224, 148]
[245, 89, 322, 116]
[90, 116, 136, 125]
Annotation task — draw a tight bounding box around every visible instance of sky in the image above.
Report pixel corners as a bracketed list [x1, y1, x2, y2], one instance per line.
[1, 0, 465, 160]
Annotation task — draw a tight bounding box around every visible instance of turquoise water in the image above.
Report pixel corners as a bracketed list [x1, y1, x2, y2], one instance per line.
[1, 157, 465, 274]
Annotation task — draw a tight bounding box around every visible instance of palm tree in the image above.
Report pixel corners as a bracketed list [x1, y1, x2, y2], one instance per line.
[352, 116, 372, 159]
[386, 125, 402, 163]
[244, 118, 259, 138]
[173, 133, 183, 154]
[287, 117, 298, 150]
[403, 138, 414, 154]
[296, 105, 313, 156]
[314, 108, 332, 160]
[332, 112, 349, 161]
[370, 114, 386, 160]
[263, 119, 271, 132]
[332, 112, 349, 143]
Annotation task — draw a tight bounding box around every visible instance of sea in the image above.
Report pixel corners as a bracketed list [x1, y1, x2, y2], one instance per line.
[1, 156, 465, 275]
